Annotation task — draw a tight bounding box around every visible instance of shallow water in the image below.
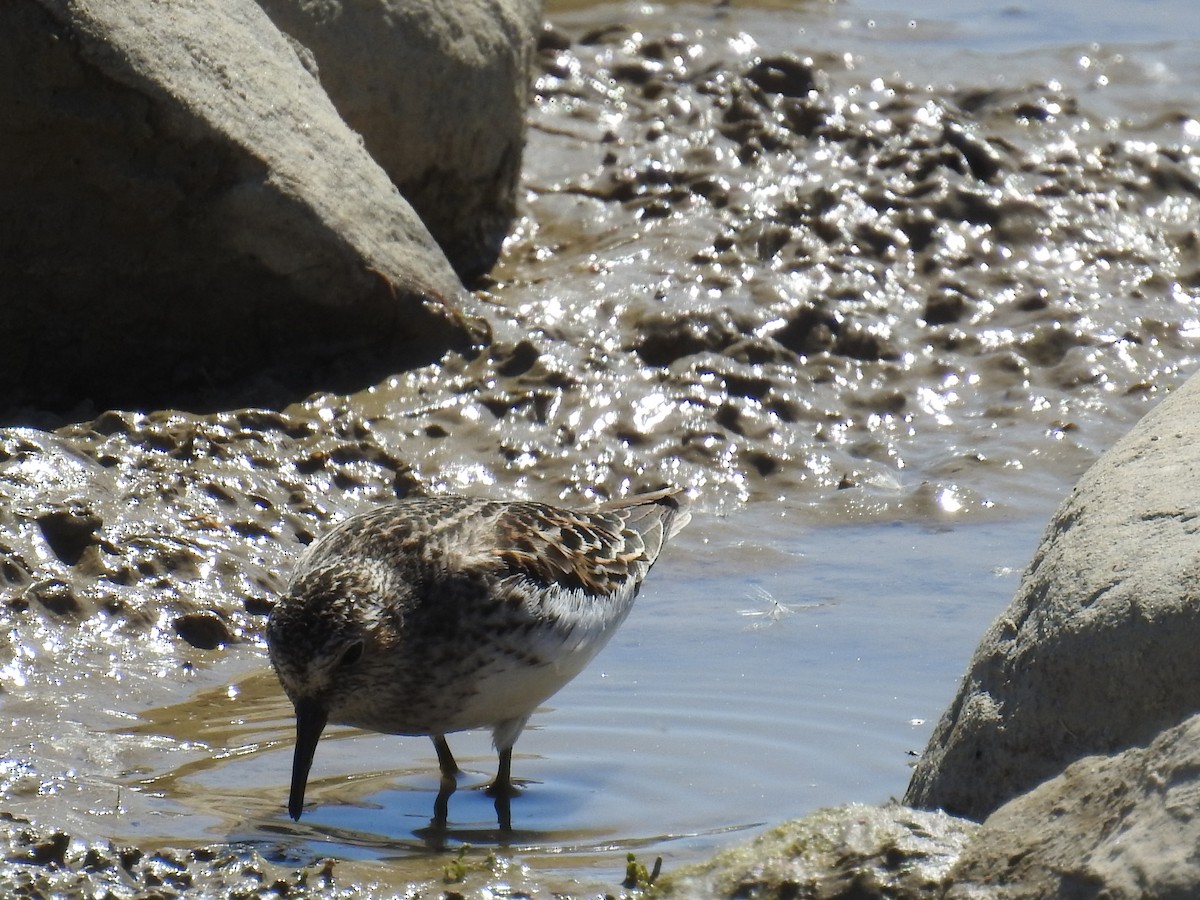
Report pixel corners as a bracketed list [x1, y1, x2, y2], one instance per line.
[1, 0, 1199, 895]
[90, 505, 1037, 891]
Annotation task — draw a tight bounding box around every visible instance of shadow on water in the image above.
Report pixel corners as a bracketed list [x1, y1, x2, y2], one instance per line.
[0, 338, 481, 429]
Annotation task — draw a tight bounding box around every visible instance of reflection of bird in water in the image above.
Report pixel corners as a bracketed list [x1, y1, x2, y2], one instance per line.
[266, 489, 689, 829]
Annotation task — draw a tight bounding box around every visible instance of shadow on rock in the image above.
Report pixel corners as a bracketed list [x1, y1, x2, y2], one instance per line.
[0, 307, 486, 426]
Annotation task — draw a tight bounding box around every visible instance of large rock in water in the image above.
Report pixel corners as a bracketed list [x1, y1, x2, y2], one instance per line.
[653, 373, 1200, 896]
[254, 0, 542, 281]
[947, 713, 1200, 898]
[905, 371, 1200, 820]
[0, 0, 485, 413]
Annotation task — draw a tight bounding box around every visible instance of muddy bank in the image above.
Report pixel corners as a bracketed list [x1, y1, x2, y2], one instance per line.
[0, 0, 1199, 896]
[483, 8, 1200, 517]
[0, 812, 354, 898]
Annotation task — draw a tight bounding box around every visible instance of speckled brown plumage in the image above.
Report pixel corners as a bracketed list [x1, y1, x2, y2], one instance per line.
[266, 489, 689, 824]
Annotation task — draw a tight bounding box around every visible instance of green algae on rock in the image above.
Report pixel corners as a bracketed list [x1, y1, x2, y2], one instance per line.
[656, 803, 975, 899]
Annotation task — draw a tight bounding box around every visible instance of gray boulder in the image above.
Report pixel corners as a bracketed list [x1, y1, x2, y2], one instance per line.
[905, 371, 1200, 820]
[0, 0, 485, 412]
[653, 720, 1200, 899]
[255, 0, 543, 280]
[948, 713, 1200, 899]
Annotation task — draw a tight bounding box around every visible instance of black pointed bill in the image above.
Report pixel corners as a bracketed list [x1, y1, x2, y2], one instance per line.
[288, 697, 328, 820]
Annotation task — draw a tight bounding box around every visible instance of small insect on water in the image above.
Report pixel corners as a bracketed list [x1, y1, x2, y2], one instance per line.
[265, 488, 690, 829]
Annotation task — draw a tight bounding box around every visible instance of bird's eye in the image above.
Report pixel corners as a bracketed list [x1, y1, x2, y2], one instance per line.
[339, 640, 364, 667]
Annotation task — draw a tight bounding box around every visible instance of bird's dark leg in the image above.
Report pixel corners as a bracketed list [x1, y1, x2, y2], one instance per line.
[432, 734, 459, 787]
[491, 746, 515, 831]
[429, 735, 458, 832]
[486, 746, 516, 798]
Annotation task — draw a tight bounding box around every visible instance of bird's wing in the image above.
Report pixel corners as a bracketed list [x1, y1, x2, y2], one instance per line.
[490, 500, 663, 596]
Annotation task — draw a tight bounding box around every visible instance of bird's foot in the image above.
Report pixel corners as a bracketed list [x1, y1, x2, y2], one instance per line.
[483, 779, 521, 799]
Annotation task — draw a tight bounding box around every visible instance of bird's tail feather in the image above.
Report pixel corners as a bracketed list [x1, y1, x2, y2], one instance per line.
[601, 488, 691, 561]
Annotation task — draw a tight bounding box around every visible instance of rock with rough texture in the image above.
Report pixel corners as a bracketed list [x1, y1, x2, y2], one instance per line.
[905, 371, 1200, 820]
[948, 714, 1200, 899]
[657, 803, 977, 899]
[0, 0, 485, 413]
[255, 0, 543, 280]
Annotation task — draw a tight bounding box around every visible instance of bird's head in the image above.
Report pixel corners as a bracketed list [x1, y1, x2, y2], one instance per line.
[265, 557, 402, 819]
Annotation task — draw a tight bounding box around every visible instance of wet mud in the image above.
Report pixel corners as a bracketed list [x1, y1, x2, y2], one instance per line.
[0, 813, 351, 898]
[2, 0, 1200, 895]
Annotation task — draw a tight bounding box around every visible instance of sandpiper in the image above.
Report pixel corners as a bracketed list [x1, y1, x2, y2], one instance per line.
[266, 488, 689, 825]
